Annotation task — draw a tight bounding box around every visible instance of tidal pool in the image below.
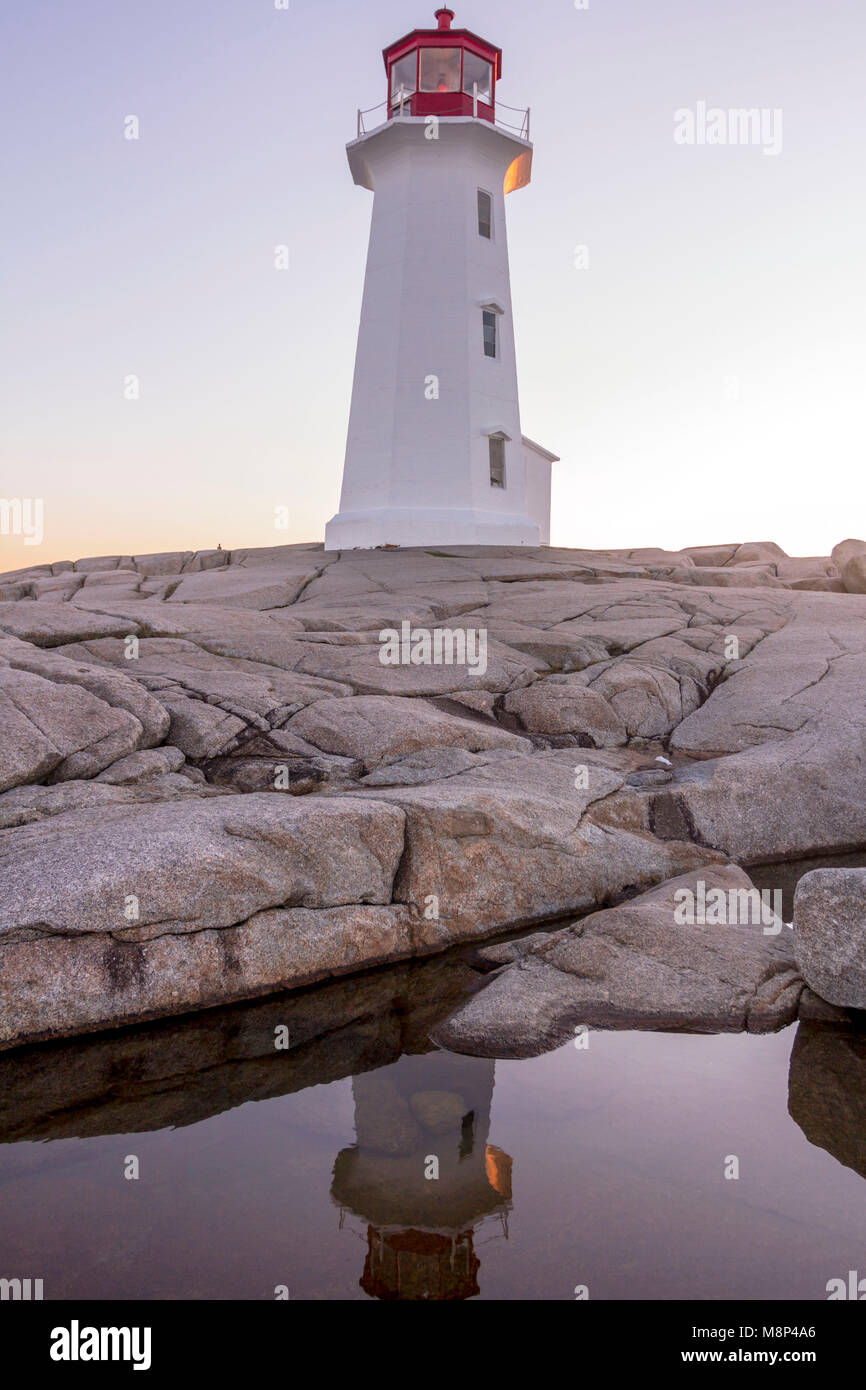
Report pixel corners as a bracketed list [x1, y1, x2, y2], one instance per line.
[1, 937, 865, 1301]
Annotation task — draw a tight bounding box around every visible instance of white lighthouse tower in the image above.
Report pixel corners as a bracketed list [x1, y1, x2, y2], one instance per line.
[325, 7, 557, 551]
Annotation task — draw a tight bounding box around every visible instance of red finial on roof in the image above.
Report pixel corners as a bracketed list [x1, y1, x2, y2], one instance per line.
[435, 8, 455, 29]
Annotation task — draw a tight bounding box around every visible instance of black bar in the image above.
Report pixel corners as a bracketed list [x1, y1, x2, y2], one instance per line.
[4, 1299, 860, 1376]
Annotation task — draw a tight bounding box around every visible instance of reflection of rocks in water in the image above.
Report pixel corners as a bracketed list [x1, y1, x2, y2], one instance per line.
[751, 851, 866, 924]
[332, 1052, 512, 1300]
[789, 1021, 866, 1179]
[0, 954, 483, 1144]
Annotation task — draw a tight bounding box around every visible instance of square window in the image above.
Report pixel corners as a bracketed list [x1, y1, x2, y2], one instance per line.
[482, 309, 497, 358]
[477, 190, 492, 239]
[419, 47, 461, 93]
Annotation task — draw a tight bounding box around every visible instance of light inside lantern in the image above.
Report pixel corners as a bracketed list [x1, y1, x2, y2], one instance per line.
[419, 47, 460, 93]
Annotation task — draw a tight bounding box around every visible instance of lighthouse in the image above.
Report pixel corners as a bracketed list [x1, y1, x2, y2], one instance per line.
[325, 7, 558, 552]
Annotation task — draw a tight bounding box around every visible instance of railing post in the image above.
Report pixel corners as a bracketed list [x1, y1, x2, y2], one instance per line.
[357, 108, 362, 137]
[473, 81, 478, 118]
[526, 107, 531, 141]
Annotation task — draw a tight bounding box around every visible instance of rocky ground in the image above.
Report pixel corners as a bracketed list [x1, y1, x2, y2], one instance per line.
[2, 536, 866, 1053]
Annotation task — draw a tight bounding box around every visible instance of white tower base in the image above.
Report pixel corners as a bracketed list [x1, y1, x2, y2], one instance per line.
[325, 505, 540, 551]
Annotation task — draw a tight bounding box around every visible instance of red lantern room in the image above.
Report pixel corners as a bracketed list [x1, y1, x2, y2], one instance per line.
[384, 8, 502, 124]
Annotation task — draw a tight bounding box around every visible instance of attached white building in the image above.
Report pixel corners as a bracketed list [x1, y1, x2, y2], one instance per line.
[325, 7, 558, 551]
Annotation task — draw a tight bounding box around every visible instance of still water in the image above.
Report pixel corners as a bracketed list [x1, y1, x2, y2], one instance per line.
[1, 936, 865, 1301]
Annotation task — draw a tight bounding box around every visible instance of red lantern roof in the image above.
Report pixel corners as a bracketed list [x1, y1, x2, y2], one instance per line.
[383, 9, 502, 76]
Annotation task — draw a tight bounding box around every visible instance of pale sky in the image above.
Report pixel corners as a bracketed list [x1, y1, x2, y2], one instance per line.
[1, 0, 864, 571]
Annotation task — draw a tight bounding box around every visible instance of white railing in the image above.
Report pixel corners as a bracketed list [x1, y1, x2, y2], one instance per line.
[497, 100, 532, 141]
[356, 94, 530, 141]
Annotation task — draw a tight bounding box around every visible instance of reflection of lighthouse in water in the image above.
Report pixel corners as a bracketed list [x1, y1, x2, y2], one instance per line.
[331, 1052, 512, 1300]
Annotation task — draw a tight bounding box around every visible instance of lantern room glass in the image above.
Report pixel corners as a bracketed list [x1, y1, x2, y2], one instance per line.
[419, 47, 461, 93]
[463, 52, 493, 104]
[390, 52, 418, 102]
